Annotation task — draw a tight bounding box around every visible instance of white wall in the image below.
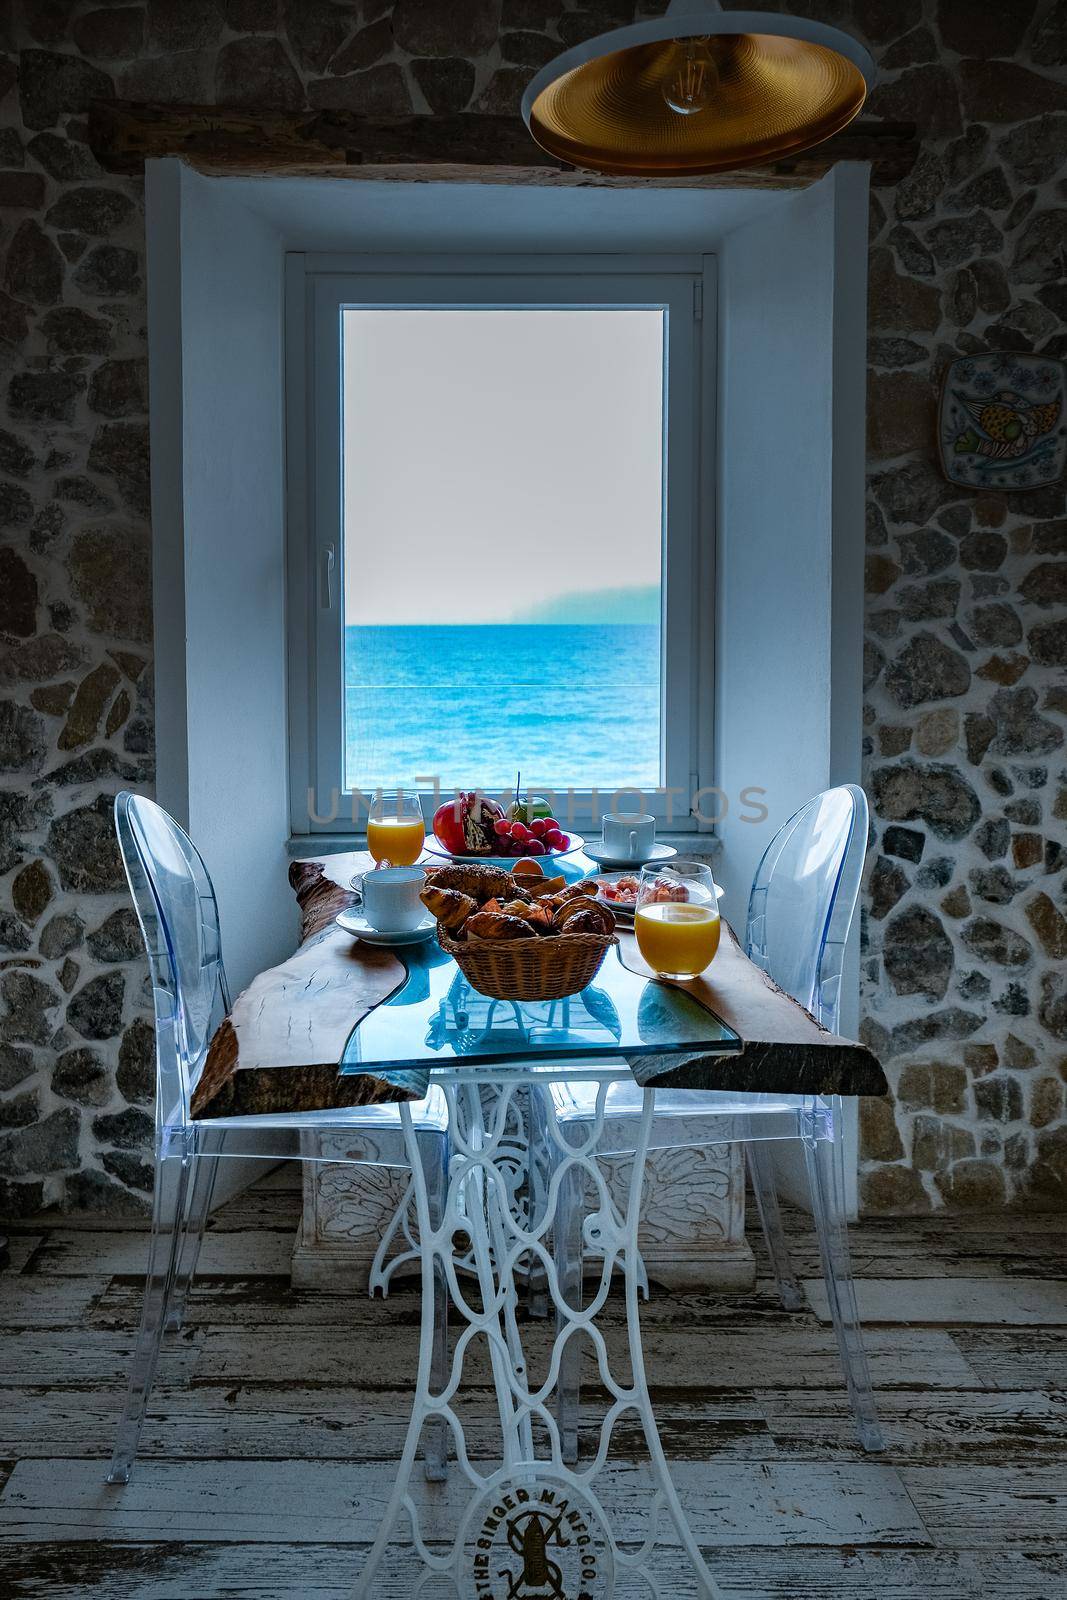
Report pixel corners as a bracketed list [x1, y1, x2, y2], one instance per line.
[147, 161, 294, 997]
[714, 166, 868, 921]
[714, 165, 870, 1208]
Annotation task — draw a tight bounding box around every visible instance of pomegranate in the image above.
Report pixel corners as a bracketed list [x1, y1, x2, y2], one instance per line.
[432, 791, 506, 856]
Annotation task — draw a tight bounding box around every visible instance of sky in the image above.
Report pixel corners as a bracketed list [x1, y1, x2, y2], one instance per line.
[342, 308, 665, 626]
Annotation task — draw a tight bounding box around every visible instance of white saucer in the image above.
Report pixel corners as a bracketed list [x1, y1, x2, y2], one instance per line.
[335, 910, 436, 947]
[583, 840, 678, 870]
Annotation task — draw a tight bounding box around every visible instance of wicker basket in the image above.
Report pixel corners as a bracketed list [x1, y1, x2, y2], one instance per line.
[437, 925, 617, 1001]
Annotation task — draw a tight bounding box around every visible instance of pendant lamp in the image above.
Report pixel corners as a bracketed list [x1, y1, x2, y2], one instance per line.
[521, 0, 876, 177]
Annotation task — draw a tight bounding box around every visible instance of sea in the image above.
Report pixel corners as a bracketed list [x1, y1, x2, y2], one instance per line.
[344, 623, 660, 797]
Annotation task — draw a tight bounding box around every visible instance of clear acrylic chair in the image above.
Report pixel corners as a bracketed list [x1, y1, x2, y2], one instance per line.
[106, 793, 451, 1485]
[548, 784, 885, 1458]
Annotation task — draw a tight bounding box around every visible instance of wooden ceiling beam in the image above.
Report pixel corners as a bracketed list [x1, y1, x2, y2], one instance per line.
[88, 99, 918, 189]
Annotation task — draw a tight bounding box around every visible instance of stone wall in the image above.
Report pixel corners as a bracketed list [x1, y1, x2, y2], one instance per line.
[0, 0, 1064, 1216]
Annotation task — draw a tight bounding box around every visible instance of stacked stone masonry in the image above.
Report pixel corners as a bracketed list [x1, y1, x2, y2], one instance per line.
[0, 0, 1064, 1215]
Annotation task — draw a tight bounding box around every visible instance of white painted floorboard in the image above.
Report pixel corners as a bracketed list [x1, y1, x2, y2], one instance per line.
[0, 1457, 928, 1547]
[0, 1186, 1063, 1597]
[804, 1275, 1067, 1326]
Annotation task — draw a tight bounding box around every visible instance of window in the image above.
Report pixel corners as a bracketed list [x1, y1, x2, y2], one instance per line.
[288, 255, 713, 835]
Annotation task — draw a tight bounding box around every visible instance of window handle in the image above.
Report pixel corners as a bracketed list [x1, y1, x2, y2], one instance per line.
[320, 543, 336, 609]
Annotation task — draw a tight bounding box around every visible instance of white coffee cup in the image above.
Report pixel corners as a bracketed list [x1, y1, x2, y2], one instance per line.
[601, 813, 656, 861]
[359, 867, 425, 932]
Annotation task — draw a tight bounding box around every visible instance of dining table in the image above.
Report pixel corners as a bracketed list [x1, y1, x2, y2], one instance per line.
[190, 846, 886, 1599]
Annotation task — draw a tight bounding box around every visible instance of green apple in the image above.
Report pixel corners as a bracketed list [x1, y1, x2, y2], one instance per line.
[507, 794, 553, 824]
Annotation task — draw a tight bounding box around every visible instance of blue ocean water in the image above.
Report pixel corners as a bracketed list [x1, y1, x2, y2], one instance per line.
[345, 624, 660, 794]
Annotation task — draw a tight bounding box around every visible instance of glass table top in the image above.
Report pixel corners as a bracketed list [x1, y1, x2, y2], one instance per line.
[338, 940, 741, 1090]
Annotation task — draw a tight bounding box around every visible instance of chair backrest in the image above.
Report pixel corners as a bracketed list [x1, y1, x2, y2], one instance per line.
[114, 792, 231, 1135]
[744, 784, 868, 1033]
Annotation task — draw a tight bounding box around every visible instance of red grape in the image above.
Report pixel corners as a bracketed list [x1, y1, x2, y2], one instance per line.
[529, 818, 548, 838]
[545, 829, 565, 850]
[524, 838, 546, 855]
[493, 819, 511, 836]
[509, 821, 529, 840]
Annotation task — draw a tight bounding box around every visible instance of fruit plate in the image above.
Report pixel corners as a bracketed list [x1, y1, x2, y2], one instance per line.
[423, 831, 585, 866]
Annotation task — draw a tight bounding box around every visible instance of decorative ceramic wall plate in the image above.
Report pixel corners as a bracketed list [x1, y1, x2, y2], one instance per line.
[938, 352, 1065, 490]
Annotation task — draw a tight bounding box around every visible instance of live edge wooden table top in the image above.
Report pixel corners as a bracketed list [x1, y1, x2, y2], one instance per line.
[189, 851, 886, 1121]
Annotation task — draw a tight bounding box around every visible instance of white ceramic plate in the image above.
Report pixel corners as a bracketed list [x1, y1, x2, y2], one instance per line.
[583, 839, 678, 870]
[593, 867, 725, 919]
[591, 870, 642, 919]
[422, 831, 585, 867]
[334, 909, 436, 947]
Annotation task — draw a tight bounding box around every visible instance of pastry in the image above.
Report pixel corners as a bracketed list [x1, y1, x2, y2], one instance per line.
[466, 911, 534, 942]
[420, 886, 477, 933]
[522, 902, 555, 933]
[557, 905, 615, 936]
[554, 898, 615, 934]
[423, 862, 511, 899]
[500, 899, 538, 920]
[523, 874, 567, 899]
[556, 880, 597, 903]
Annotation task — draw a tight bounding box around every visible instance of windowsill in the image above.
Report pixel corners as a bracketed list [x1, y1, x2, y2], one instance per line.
[286, 832, 722, 860]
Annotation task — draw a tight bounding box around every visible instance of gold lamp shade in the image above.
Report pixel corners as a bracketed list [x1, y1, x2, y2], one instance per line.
[522, 3, 875, 178]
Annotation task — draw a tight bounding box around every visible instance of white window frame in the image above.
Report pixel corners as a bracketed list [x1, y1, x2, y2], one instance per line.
[286, 252, 716, 837]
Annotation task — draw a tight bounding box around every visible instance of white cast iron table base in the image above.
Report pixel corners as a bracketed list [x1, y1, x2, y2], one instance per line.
[353, 1069, 721, 1599]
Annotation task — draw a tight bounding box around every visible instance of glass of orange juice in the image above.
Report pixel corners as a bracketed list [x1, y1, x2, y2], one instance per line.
[634, 862, 721, 980]
[367, 790, 426, 867]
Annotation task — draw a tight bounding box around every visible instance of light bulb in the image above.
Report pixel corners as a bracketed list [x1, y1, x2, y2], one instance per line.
[660, 35, 718, 116]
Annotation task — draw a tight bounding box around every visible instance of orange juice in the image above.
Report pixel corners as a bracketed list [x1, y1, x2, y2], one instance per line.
[635, 902, 721, 978]
[367, 815, 425, 866]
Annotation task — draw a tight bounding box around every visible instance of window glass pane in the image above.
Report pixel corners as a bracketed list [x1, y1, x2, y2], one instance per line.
[342, 308, 664, 796]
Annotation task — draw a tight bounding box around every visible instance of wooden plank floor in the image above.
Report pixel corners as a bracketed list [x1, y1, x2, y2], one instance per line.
[0, 1172, 1065, 1598]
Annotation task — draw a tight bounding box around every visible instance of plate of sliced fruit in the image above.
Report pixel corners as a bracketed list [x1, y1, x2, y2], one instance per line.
[424, 788, 584, 864]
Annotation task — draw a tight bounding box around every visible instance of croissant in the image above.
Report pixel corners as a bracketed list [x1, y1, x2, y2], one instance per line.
[557, 905, 615, 936]
[523, 874, 567, 899]
[420, 886, 477, 933]
[522, 902, 555, 933]
[500, 899, 539, 920]
[423, 863, 511, 899]
[465, 911, 534, 942]
[554, 898, 615, 934]
[556, 880, 597, 903]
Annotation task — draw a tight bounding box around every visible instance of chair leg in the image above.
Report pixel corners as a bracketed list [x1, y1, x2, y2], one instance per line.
[165, 1141, 221, 1334]
[107, 1154, 191, 1484]
[420, 1135, 450, 1483]
[555, 1161, 584, 1467]
[804, 1097, 885, 1453]
[746, 1141, 806, 1312]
